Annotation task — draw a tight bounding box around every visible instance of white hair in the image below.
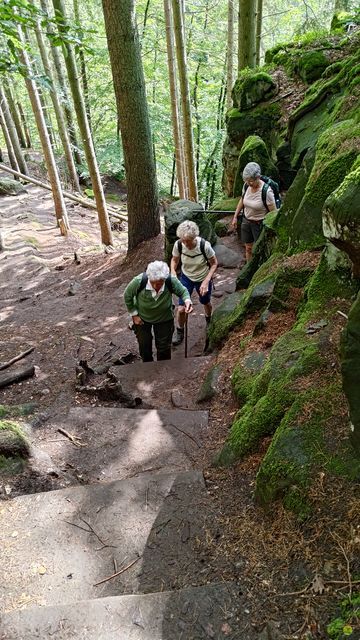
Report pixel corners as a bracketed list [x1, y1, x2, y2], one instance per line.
[146, 260, 170, 281]
[176, 220, 199, 240]
[242, 162, 261, 180]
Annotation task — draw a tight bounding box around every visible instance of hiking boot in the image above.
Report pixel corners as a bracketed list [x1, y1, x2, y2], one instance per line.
[172, 327, 184, 346]
[205, 315, 212, 325]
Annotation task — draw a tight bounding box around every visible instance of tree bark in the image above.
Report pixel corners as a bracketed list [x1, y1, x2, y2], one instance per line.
[40, 0, 82, 167]
[238, 0, 256, 72]
[255, 0, 263, 66]
[17, 101, 32, 148]
[0, 87, 28, 175]
[17, 27, 70, 232]
[226, 0, 235, 109]
[0, 365, 35, 389]
[164, 0, 186, 198]
[0, 106, 19, 173]
[3, 79, 27, 149]
[34, 18, 80, 190]
[102, 0, 159, 250]
[172, 0, 198, 201]
[73, 0, 92, 136]
[52, 0, 113, 246]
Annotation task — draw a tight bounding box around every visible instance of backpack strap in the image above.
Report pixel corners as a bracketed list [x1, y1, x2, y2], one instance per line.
[200, 237, 210, 267]
[176, 239, 182, 256]
[137, 272, 173, 295]
[261, 182, 270, 212]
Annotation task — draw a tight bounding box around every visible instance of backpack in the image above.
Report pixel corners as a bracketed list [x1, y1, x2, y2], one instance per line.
[137, 272, 174, 294]
[243, 175, 281, 211]
[175, 238, 210, 267]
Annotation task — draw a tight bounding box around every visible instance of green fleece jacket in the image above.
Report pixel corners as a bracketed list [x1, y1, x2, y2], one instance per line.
[124, 274, 190, 324]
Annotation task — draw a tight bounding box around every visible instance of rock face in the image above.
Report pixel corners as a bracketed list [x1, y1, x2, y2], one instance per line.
[164, 199, 217, 262]
[232, 71, 277, 111]
[233, 135, 279, 198]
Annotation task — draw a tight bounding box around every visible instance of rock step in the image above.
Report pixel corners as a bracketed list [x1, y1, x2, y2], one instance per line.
[111, 355, 213, 409]
[0, 471, 217, 612]
[0, 582, 244, 640]
[38, 406, 208, 484]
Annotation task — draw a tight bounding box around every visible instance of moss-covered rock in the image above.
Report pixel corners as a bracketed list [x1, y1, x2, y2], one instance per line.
[0, 403, 37, 419]
[0, 178, 26, 196]
[341, 290, 360, 455]
[213, 220, 228, 237]
[232, 69, 277, 111]
[197, 365, 222, 402]
[233, 135, 279, 198]
[235, 226, 277, 290]
[210, 198, 239, 212]
[164, 200, 217, 263]
[323, 161, 360, 276]
[296, 50, 330, 83]
[0, 419, 30, 474]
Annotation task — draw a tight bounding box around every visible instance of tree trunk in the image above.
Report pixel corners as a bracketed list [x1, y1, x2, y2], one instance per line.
[172, 0, 198, 201]
[73, 0, 92, 136]
[40, 0, 82, 167]
[238, 0, 256, 72]
[226, 0, 235, 109]
[255, 0, 263, 66]
[17, 27, 70, 233]
[0, 106, 19, 173]
[34, 18, 80, 190]
[3, 79, 27, 149]
[102, 0, 159, 250]
[0, 87, 28, 175]
[52, 0, 113, 246]
[164, 0, 186, 198]
[17, 101, 32, 148]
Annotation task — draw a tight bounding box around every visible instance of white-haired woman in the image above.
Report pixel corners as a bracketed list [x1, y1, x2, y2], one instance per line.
[170, 220, 218, 346]
[124, 260, 193, 362]
[231, 162, 277, 262]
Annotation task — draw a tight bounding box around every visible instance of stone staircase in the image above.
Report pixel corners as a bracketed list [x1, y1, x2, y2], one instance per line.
[0, 357, 244, 639]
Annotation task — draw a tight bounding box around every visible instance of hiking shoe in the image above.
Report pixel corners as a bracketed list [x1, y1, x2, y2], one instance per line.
[172, 327, 184, 346]
[205, 315, 212, 325]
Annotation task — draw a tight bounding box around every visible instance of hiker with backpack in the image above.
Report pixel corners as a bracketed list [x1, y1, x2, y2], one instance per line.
[171, 220, 218, 346]
[124, 260, 193, 362]
[230, 162, 279, 263]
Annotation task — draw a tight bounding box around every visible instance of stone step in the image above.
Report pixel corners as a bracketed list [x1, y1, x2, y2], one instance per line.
[0, 471, 216, 613]
[111, 355, 213, 409]
[38, 406, 208, 484]
[0, 582, 244, 639]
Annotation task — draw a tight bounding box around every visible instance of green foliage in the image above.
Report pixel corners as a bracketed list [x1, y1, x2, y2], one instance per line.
[327, 594, 360, 639]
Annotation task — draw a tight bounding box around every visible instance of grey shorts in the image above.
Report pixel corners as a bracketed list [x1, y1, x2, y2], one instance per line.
[241, 218, 263, 244]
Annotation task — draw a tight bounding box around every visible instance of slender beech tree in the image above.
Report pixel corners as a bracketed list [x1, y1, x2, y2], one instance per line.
[3, 79, 27, 149]
[0, 105, 19, 173]
[73, 0, 92, 135]
[17, 101, 32, 149]
[17, 26, 70, 233]
[0, 87, 28, 175]
[40, 0, 82, 167]
[164, 0, 186, 199]
[52, 0, 113, 246]
[256, 0, 263, 66]
[172, 0, 198, 201]
[238, 0, 256, 72]
[34, 17, 80, 190]
[226, 0, 235, 109]
[102, 0, 159, 250]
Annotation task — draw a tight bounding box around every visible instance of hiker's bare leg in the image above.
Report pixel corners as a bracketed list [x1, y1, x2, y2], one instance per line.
[245, 243, 253, 262]
[177, 305, 186, 328]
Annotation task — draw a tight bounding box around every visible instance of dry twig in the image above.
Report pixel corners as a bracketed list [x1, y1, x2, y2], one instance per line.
[57, 428, 86, 447]
[94, 557, 140, 587]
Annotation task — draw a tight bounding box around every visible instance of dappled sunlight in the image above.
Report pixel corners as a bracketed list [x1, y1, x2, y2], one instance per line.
[127, 409, 175, 467]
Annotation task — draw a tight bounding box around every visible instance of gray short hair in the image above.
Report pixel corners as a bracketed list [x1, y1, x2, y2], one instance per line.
[242, 162, 261, 180]
[176, 220, 199, 240]
[146, 260, 170, 281]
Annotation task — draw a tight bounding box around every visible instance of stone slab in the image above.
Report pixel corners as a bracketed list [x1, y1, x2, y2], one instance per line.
[0, 471, 211, 613]
[39, 406, 208, 483]
[0, 582, 246, 639]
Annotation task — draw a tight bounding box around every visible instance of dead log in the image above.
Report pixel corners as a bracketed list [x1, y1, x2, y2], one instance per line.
[0, 365, 35, 389]
[76, 372, 141, 407]
[0, 346, 34, 371]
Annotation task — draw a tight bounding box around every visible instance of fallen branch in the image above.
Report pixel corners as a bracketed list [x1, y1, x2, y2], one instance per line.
[0, 364, 35, 389]
[0, 346, 35, 371]
[0, 163, 127, 221]
[57, 427, 86, 447]
[94, 557, 140, 587]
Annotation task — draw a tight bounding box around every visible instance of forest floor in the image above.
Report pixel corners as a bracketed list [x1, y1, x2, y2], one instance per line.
[0, 181, 359, 639]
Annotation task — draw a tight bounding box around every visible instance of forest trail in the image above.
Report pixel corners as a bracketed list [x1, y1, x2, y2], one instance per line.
[0, 184, 249, 638]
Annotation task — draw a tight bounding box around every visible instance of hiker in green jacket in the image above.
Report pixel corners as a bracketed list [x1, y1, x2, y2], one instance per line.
[124, 260, 193, 362]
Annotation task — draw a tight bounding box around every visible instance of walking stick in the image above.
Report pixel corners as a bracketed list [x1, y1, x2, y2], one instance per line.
[184, 314, 188, 359]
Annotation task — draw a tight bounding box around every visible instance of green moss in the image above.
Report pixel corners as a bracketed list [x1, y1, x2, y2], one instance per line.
[210, 198, 239, 212]
[0, 419, 30, 463]
[0, 404, 36, 418]
[214, 220, 228, 237]
[296, 51, 330, 83]
[232, 69, 277, 111]
[227, 102, 282, 152]
[327, 594, 360, 639]
[233, 135, 278, 197]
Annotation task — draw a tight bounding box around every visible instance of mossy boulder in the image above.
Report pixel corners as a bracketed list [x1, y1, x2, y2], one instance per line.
[232, 70, 277, 111]
[197, 365, 222, 402]
[341, 290, 360, 455]
[0, 178, 26, 196]
[0, 419, 30, 474]
[235, 226, 277, 290]
[289, 120, 360, 251]
[233, 135, 279, 198]
[164, 199, 217, 263]
[210, 198, 239, 212]
[214, 220, 228, 237]
[323, 161, 360, 276]
[296, 51, 330, 83]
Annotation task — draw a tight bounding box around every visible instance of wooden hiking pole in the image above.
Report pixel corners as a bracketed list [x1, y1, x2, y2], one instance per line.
[184, 314, 188, 359]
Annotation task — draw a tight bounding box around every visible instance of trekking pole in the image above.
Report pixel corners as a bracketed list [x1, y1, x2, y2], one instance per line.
[184, 314, 188, 359]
